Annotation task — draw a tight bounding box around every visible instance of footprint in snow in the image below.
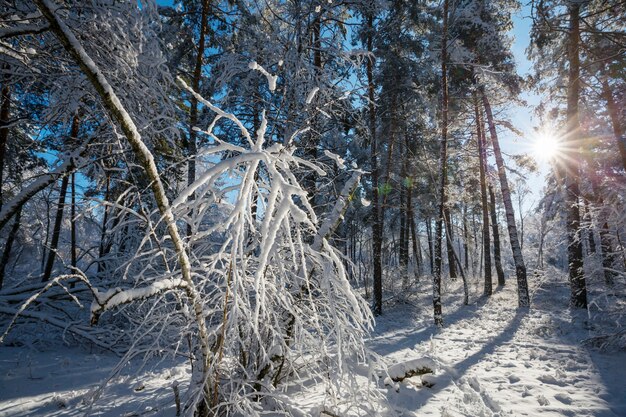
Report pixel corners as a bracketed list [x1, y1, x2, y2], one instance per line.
[554, 393, 573, 404]
[537, 395, 550, 406]
[537, 374, 567, 386]
[508, 374, 520, 384]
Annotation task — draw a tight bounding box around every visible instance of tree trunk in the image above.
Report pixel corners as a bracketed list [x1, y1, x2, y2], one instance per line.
[444, 207, 457, 278]
[426, 218, 434, 274]
[489, 185, 505, 285]
[0, 81, 10, 213]
[481, 89, 529, 307]
[399, 137, 410, 286]
[583, 199, 596, 254]
[601, 76, 626, 171]
[43, 115, 80, 282]
[433, 0, 449, 327]
[564, 2, 587, 308]
[185, 0, 210, 238]
[0, 206, 20, 289]
[474, 92, 492, 296]
[366, 14, 382, 316]
[463, 205, 469, 271]
[97, 171, 111, 276]
[42, 173, 70, 282]
[599, 221, 616, 286]
[71, 172, 77, 269]
[409, 206, 423, 277]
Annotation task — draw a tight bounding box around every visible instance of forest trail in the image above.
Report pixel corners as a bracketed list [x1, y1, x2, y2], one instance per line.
[1, 273, 625, 417]
[369, 275, 626, 417]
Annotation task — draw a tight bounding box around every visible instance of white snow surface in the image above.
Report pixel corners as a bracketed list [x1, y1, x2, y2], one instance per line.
[2, 271, 626, 416]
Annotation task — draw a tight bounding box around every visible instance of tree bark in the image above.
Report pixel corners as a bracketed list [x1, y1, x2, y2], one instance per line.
[42, 171, 70, 282]
[599, 221, 616, 286]
[71, 172, 77, 269]
[474, 92, 492, 296]
[433, 0, 450, 326]
[0, 80, 10, 212]
[444, 207, 457, 278]
[564, 2, 587, 308]
[185, 0, 210, 238]
[0, 205, 20, 289]
[488, 185, 505, 285]
[366, 14, 382, 316]
[601, 76, 626, 171]
[426, 218, 433, 274]
[481, 88, 529, 307]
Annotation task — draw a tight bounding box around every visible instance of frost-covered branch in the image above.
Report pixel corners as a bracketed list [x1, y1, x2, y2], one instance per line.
[33, 0, 212, 400]
[0, 145, 87, 231]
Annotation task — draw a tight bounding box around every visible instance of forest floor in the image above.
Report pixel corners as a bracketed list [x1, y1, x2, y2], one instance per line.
[1, 268, 625, 416]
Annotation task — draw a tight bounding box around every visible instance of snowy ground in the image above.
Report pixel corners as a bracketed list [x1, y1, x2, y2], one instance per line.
[1, 270, 625, 416]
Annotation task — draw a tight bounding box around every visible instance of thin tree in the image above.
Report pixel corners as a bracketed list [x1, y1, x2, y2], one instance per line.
[185, 0, 210, 238]
[474, 91, 492, 296]
[433, 0, 450, 327]
[481, 87, 529, 307]
[366, 13, 383, 316]
[42, 115, 80, 282]
[488, 184, 505, 285]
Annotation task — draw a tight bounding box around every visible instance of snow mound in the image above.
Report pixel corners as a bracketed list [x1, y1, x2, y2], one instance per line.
[387, 357, 438, 381]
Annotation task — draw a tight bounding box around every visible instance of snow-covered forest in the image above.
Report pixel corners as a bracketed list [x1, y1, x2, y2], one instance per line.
[0, 0, 625, 415]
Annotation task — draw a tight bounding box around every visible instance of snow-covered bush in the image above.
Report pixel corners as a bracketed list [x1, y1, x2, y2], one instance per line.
[83, 68, 373, 414]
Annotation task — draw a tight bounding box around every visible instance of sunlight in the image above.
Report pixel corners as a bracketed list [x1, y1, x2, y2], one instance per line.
[532, 130, 562, 162]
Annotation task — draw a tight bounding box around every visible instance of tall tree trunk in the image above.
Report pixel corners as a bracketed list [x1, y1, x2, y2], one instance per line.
[426, 218, 433, 274]
[0, 206, 20, 289]
[601, 76, 626, 171]
[399, 136, 410, 286]
[433, 0, 450, 326]
[481, 89, 529, 307]
[489, 185, 505, 285]
[445, 220, 469, 305]
[564, 2, 587, 308]
[0, 80, 10, 213]
[583, 199, 596, 254]
[97, 171, 111, 276]
[366, 14, 382, 316]
[186, 0, 210, 238]
[42, 174, 70, 282]
[42, 115, 80, 282]
[410, 207, 421, 276]
[71, 172, 77, 269]
[599, 221, 616, 286]
[474, 92, 492, 296]
[463, 205, 469, 271]
[444, 207, 457, 278]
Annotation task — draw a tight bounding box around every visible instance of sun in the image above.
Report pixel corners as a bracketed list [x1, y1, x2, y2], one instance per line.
[532, 131, 562, 162]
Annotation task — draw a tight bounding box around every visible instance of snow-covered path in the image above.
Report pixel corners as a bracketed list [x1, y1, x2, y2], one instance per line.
[1, 273, 625, 416]
[370, 277, 626, 417]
